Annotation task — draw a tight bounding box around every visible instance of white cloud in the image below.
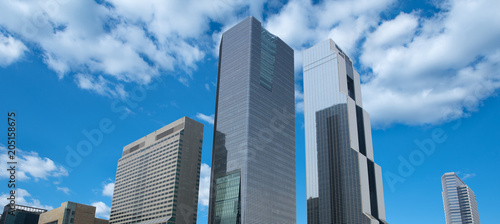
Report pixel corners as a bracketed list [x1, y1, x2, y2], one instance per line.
[74, 73, 127, 99]
[198, 163, 211, 207]
[296, 101, 305, 114]
[0, 34, 27, 67]
[264, 0, 396, 72]
[461, 173, 476, 181]
[0, 188, 53, 210]
[265, 0, 500, 126]
[326, 16, 374, 56]
[102, 182, 114, 197]
[265, 1, 318, 49]
[205, 83, 210, 91]
[92, 201, 111, 219]
[178, 77, 190, 87]
[295, 87, 304, 101]
[0, 145, 68, 181]
[0, 0, 256, 94]
[295, 85, 304, 113]
[294, 50, 304, 78]
[56, 186, 71, 195]
[364, 12, 419, 48]
[318, 0, 396, 54]
[1, 0, 499, 127]
[361, 0, 500, 127]
[196, 113, 215, 125]
[455, 171, 477, 181]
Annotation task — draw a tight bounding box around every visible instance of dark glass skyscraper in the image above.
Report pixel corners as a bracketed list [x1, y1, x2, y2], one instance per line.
[303, 39, 388, 224]
[208, 16, 296, 223]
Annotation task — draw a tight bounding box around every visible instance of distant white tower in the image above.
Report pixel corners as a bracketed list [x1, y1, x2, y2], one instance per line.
[442, 172, 480, 224]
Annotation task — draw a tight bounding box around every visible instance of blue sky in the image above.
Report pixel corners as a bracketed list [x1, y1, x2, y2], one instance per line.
[0, 0, 499, 223]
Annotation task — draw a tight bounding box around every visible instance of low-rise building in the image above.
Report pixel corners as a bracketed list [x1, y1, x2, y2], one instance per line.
[0, 204, 47, 224]
[38, 201, 108, 224]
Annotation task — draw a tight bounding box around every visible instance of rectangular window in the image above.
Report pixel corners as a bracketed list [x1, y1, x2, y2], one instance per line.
[156, 128, 174, 141]
[367, 160, 379, 219]
[213, 171, 241, 223]
[347, 76, 355, 100]
[356, 106, 366, 156]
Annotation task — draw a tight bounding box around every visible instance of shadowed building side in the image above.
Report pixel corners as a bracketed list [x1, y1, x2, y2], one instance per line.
[0, 204, 46, 224]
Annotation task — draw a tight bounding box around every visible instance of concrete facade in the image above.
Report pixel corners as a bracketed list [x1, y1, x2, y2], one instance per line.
[38, 201, 109, 224]
[110, 117, 204, 224]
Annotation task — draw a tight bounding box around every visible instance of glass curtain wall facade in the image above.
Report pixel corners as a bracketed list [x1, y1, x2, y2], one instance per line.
[208, 16, 296, 224]
[303, 39, 388, 224]
[442, 172, 480, 224]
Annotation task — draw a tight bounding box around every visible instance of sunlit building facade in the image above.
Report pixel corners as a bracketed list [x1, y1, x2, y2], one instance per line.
[303, 39, 388, 224]
[110, 117, 203, 224]
[38, 201, 108, 224]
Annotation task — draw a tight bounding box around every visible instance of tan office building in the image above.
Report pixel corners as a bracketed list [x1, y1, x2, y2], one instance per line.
[109, 117, 204, 224]
[38, 201, 108, 224]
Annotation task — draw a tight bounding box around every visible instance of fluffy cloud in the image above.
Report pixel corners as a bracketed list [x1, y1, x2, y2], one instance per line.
[318, 0, 396, 55]
[295, 85, 304, 113]
[267, 0, 500, 126]
[196, 113, 215, 125]
[75, 73, 127, 99]
[0, 0, 256, 93]
[0, 34, 27, 67]
[102, 182, 115, 197]
[0, 145, 68, 181]
[198, 163, 211, 207]
[0, 0, 395, 79]
[1, 0, 500, 127]
[265, 1, 318, 49]
[363, 12, 419, 49]
[361, 0, 500, 127]
[92, 201, 111, 219]
[265, 0, 396, 60]
[0, 188, 53, 210]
